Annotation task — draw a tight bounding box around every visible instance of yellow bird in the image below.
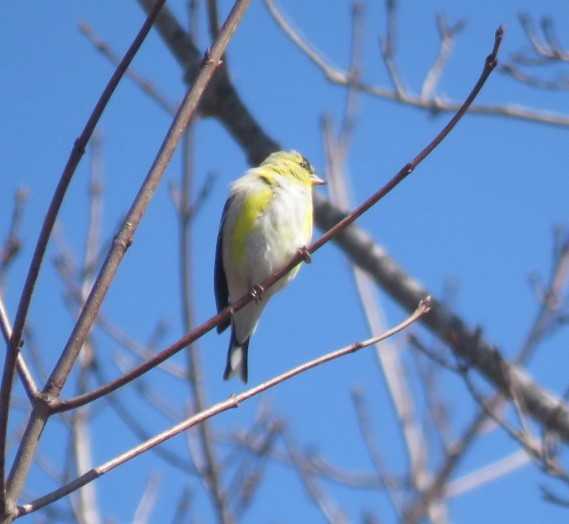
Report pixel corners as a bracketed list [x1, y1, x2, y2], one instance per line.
[214, 150, 325, 382]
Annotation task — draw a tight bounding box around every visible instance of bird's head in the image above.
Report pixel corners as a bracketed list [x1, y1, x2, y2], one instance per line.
[261, 150, 325, 188]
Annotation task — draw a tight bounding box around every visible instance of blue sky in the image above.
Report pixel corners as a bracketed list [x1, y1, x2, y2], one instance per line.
[2, 1, 569, 522]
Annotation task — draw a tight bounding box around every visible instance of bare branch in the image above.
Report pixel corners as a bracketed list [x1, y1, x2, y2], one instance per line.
[132, 473, 161, 524]
[51, 26, 500, 413]
[446, 450, 530, 498]
[380, 0, 406, 96]
[322, 102, 437, 517]
[4, 0, 251, 517]
[0, 1, 169, 517]
[0, 189, 28, 285]
[79, 23, 178, 115]
[351, 388, 405, 517]
[284, 432, 349, 524]
[175, 48, 230, 521]
[266, 3, 569, 127]
[460, 365, 569, 485]
[14, 301, 429, 518]
[0, 299, 38, 402]
[421, 15, 466, 100]
[501, 14, 569, 90]
[264, 0, 350, 85]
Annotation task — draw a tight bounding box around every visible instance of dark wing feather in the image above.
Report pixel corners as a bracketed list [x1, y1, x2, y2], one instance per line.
[214, 197, 233, 333]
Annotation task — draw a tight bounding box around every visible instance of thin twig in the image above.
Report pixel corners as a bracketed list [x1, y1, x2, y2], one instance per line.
[500, 64, 569, 90]
[421, 15, 465, 100]
[0, 1, 169, 518]
[266, 2, 569, 127]
[132, 473, 160, 524]
[176, 8, 230, 518]
[79, 22, 178, 115]
[380, 0, 406, 97]
[405, 233, 569, 522]
[263, 0, 348, 85]
[446, 450, 530, 498]
[54, 26, 501, 412]
[15, 300, 429, 518]
[460, 366, 569, 484]
[70, 402, 100, 524]
[93, 361, 195, 474]
[224, 427, 384, 489]
[516, 14, 569, 62]
[323, 77, 429, 516]
[0, 299, 38, 402]
[518, 228, 569, 364]
[0, 189, 28, 284]
[4, 0, 251, 517]
[284, 431, 348, 524]
[351, 388, 404, 517]
[206, 0, 222, 41]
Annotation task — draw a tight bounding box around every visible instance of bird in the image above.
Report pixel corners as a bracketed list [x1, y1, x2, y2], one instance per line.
[214, 150, 325, 383]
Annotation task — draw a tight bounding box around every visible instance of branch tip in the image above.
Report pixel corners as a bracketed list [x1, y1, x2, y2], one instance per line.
[418, 295, 432, 314]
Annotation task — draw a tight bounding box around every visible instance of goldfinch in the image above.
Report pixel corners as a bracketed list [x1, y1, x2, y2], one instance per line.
[214, 150, 325, 383]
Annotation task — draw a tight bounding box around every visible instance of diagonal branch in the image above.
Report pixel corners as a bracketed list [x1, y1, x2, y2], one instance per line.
[0, 2, 168, 519]
[52, 27, 502, 412]
[15, 301, 429, 518]
[3, 1, 252, 518]
[136, 0, 279, 165]
[314, 193, 569, 442]
[265, 1, 569, 127]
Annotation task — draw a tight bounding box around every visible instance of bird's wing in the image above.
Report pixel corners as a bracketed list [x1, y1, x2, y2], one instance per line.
[214, 196, 233, 333]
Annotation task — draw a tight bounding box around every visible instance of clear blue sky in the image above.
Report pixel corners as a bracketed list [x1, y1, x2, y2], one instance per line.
[2, 1, 569, 522]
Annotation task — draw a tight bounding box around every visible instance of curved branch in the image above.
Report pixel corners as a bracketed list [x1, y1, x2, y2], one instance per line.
[135, 0, 569, 451]
[15, 301, 429, 519]
[313, 193, 569, 441]
[52, 27, 501, 412]
[0, 1, 168, 519]
[265, 0, 569, 127]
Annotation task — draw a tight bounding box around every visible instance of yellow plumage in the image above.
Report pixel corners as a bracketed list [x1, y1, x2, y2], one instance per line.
[214, 150, 324, 382]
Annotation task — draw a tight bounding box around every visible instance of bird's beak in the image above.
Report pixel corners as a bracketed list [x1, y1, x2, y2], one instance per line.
[310, 174, 326, 186]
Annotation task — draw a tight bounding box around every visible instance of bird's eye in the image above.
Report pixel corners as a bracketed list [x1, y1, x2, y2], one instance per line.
[299, 161, 307, 170]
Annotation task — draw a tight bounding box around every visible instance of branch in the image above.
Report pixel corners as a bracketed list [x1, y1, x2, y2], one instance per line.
[0, 299, 38, 403]
[265, 1, 569, 127]
[322, 82, 433, 514]
[3, 0, 251, 518]
[136, 0, 279, 165]
[284, 431, 348, 524]
[78, 22, 178, 115]
[175, 33, 229, 520]
[446, 450, 530, 498]
[0, 189, 28, 283]
[52, 25, 500, 413]
[0, 3, 168, 516]
[14, 301, 429, 518]
[405, 227, 569, 523]
[351, 388, 404, 517]
[421, 15, 466, 100]
[459, 364, 569, 484]
[315, 191, 569, 442]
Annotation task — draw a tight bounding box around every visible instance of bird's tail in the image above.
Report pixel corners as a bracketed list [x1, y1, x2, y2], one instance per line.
[223, 327, 250, 383]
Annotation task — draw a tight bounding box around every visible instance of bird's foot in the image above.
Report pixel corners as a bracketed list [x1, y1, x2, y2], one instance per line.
[298, 246, 312, 264]
[249, 284, 265, 303]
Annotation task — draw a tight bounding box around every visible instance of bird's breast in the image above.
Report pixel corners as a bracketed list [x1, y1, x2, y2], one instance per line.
[243, 184, 312, 285]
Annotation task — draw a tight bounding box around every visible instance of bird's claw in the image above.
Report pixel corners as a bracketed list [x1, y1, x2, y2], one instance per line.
[249, 284, 265, 303]
[298, 246, 312, 264]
